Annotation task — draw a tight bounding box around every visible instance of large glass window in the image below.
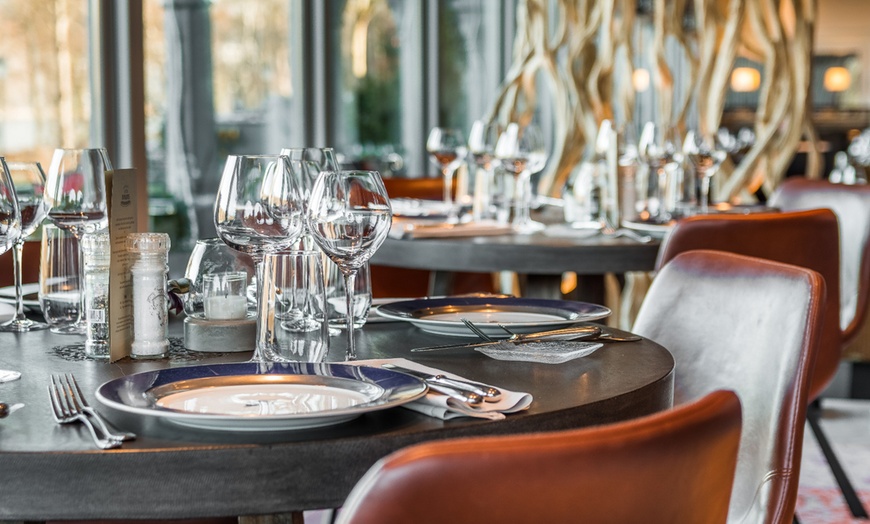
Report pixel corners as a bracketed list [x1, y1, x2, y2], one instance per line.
[0, 0, 92, 163]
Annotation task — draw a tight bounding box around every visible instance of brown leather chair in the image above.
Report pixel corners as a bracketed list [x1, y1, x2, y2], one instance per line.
[337, 390, 742, 524]
[633, 250, 824, 524]
[769, 178, 870, 348]
[656, 209, 840, 401]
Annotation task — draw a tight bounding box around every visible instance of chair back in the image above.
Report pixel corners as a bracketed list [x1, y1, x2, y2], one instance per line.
[633, 250, 823, 524]
[770, 177, 870, 344]
[338, 390, 742, 524]
[656, 209, 840, 400]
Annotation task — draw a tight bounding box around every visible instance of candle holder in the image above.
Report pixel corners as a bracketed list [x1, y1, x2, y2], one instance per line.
[182, 238, 257, 353]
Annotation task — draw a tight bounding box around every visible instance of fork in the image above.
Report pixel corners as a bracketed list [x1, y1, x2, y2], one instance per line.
[65, 374, 136, 441]
[460, 318, 494, 342]
[48, 375, 121, 450]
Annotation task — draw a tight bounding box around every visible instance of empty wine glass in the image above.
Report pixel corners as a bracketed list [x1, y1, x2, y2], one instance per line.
[307, 170, 392, 361]
[495, 123, 548, 233]
[0, 159, 21, 379]
[214, 154, 305, 362]
[280, 147, 340, 247]
[0, 161, 49, 332]
[426, 127, 467, 223]
[684, 130, 727, 214]
[637, 123, 684, 222]
[468, 120, 506, 222]
[44, 148, 112, 335]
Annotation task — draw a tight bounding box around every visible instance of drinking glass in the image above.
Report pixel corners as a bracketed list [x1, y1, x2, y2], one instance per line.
[468, 120, 507, 223]
[43, 148, 111, 335]
[280, 148, 339, 250]
[1, 161, 48, 332]
[214, 154, 304, 362]
[307, 170, 392, 361]
[0, 159, 21, 380]
[637, 123, 682, 222]
[495, 123, 548, 233]
[684, 130, 727, 214]
[426, 127, 466, 223]
[38, 224, 81, 334]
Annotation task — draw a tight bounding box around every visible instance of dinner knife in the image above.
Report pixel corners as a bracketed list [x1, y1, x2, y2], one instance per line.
[410, 325, 602, 352]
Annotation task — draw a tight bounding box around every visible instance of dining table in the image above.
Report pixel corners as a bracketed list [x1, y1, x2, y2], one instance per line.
[371, 227, 661, 302]
[0, 313, 674, 520]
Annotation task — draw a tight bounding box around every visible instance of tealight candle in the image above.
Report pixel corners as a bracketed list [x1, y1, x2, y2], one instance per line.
[202, 271, 249, 321]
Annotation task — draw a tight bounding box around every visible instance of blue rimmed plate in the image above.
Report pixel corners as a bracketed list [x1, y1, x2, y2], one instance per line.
[95, 362, 428, 432]
[376, 296, 610, 337]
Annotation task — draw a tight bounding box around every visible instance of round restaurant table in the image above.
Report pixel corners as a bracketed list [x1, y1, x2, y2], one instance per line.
[371, 230, 660, 301]
[0, 318, 673, 520]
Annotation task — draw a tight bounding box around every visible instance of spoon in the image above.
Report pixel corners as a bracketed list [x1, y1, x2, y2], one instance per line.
[0, 402, 24, 418]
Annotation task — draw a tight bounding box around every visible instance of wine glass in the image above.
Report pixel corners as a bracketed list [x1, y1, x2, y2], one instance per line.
[44, 148, 112, 335]
[467, 120, 505, 222]
[495, 123, 548, 233]
[684, 130, 727, 214]
[214, 154, 304, 363]
[426, 127, 467, 223]
[0, 161, 49, 332]
[307, 170, 392, 361]
[280, 147, 339, 247]
[637, 123, 684, 222]
[0, 159, 21, 380]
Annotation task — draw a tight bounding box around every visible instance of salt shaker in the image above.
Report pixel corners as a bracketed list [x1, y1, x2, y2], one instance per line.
[127, 233, 171, 359]
[81, 232, 111, 359]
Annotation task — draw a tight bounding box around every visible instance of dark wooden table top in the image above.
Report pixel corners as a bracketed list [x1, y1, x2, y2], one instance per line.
[0, 318, 673, 520]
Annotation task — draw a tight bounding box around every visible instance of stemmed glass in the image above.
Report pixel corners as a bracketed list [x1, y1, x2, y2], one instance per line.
[44, 148, 111, 335]
[0, 162, 49, 332]
[467, 120, 503, 222]
[495, 123, 548, 233]
[214, 154, 305, 363]
[684, 130, 727, 214]
[426, 127, 466, 223]
[279, 148, 339, 246]
[637, 123, 683, 222]
[0, 159, 21, 380]
[307, 170, 392, 361]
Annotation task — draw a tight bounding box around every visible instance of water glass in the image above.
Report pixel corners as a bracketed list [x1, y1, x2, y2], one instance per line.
[183, 238, 257, 320]
[258, 251, 329, 363]
[38, 224, 81, 334]
[325, 259, 372, 329]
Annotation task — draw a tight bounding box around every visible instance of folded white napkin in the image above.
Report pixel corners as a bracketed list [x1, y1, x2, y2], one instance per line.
[388, 219, 514, 240]
[349, 358, 532, 420]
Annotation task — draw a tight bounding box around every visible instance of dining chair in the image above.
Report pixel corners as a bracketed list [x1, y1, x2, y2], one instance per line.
[337, 389, 742, 524]
[374, 176, 495, 298]
[768, 177, 870, 518]
[633, 250, 824, 524]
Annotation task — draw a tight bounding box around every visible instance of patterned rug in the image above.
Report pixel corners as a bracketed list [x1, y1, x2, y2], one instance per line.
[797, 398, 870, 523]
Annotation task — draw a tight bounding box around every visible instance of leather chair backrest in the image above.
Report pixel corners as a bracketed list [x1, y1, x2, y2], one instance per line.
[338, 390, 742, 524]
[656, 209, 839, 401]
[770, 177, 870, 345]
[633, 250, 823, 524]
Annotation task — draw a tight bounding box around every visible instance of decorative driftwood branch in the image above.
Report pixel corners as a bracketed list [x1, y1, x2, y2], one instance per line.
[488, 0, 819, 199]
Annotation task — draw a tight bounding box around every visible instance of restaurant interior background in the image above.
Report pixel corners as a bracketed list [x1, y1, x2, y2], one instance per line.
[1, 0, 869, 367]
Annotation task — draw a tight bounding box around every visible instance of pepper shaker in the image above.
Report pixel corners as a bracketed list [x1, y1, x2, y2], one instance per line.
[127, 233, 171, 359]
[81, 231, 111, 359]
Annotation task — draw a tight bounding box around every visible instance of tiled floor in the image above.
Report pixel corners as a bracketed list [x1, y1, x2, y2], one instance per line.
[797, 398, 870, 523]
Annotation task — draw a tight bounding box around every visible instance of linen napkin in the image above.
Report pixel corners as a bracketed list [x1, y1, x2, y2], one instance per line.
[388, 219, 514, 240]
[349, 358, 532, 421]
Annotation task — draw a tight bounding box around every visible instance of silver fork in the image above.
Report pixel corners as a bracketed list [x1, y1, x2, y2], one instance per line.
[65, 374, 136, 441]
[460, 317, 494, 341]
[48, 375, 122, 450]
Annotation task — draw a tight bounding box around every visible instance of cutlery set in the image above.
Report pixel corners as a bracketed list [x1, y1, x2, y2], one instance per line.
[410, 324, 640, 352]
[48, 373, 135, 449]
[381, 364, 502, 405]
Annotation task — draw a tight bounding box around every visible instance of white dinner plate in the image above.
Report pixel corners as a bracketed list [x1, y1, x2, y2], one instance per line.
[376, 296, 610, 337]
[0, 283, 40, 310]
[96, 362, 428, 432]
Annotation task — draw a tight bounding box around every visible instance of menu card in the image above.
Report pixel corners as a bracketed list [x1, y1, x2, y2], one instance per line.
[105, 169, 139, 361]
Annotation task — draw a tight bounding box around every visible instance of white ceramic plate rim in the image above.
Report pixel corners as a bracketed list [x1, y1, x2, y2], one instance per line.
[95, 363, 428, 432]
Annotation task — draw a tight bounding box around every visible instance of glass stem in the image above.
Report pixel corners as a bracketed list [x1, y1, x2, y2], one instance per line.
[76, 233, 87, 326]
[252, 259, 266, 362]
[700, 174, 711, 214]
[513, 172, 531, 228]
[442, 167, 454, 207]
[11, 240, 25, 322]
[343, 270, 357, 361]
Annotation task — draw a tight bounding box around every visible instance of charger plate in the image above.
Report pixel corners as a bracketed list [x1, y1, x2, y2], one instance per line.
[376, 296, 610, 337]
[96, 362, 427, 432]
